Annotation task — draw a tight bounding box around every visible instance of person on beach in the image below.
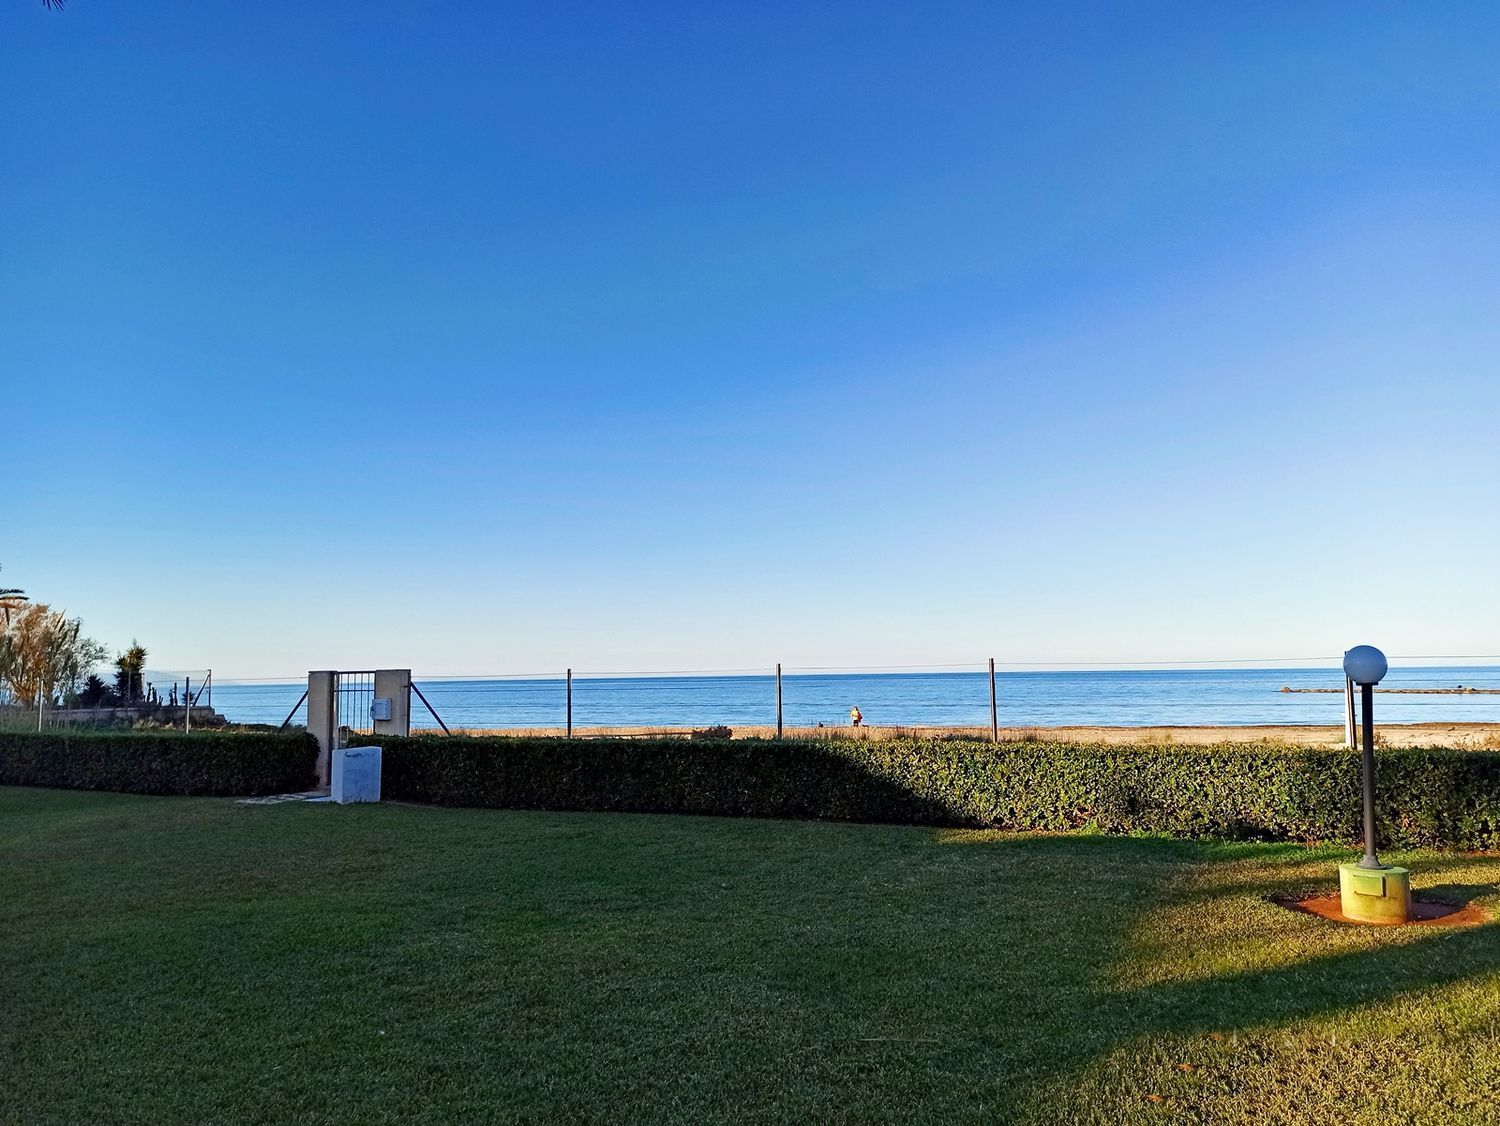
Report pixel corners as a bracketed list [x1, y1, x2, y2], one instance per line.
[849, 706, 862, 727]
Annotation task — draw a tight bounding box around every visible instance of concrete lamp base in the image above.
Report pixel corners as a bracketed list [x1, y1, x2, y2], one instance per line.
[1338, 863, 1412, 924]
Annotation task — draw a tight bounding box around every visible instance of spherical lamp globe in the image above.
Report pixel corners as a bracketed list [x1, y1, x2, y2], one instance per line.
[1343, 645, 1388, 686]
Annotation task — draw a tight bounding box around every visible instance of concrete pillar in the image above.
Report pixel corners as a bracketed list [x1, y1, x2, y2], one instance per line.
[373, 669, 411, 737]
[308, 671, 337, 790]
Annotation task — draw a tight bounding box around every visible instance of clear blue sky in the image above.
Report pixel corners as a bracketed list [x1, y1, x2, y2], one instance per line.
[4, 2, 1499, 678]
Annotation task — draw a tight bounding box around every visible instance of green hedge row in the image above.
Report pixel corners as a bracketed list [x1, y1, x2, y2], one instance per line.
[0, 729, 319, 796]
[372, 734, 1500, 850]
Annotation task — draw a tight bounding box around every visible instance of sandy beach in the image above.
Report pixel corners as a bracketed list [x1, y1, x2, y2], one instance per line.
[420, 722, 1500, 749]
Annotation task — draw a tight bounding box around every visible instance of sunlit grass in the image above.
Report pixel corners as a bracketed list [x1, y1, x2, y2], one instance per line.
[3, 788, 1497, 1123]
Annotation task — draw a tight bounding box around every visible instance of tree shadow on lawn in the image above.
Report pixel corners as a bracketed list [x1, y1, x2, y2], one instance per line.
[1420, 880, 1500, 905]
[942, 834, 1500, 1121]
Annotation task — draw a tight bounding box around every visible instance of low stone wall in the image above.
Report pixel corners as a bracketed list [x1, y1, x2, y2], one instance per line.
[0, 705, 227, 727]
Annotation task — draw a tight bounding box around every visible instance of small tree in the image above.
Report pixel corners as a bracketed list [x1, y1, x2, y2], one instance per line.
[0, 604, 107, 709]
[78, 674, 115, 708]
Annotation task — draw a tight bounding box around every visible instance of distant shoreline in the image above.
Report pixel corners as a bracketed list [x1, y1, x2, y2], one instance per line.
[1280, 686, 1500, 694]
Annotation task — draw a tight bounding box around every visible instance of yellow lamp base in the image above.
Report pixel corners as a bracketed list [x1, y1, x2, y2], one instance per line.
[1338, 862, 1411, 924]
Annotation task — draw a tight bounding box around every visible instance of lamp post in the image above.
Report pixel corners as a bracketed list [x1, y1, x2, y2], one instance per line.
[1338, 644, 1411, 923]
[1344, 645, 1387, 870]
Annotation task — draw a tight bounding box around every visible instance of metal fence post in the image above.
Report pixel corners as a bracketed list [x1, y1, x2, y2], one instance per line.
[566, 668, 573, 738]
[1344, 675, 1356, 749]
[776, 663, 783, 739]
[185, 676, 191, 734]
[989, 658, 998, 743]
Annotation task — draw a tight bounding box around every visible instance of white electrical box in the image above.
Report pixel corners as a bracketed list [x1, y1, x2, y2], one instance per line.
[331, 746, 381, 803]
[370, 697, 393, 721]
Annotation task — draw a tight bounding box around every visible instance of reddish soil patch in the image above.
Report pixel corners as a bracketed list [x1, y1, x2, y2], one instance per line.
[1273, 893, 1491, 927]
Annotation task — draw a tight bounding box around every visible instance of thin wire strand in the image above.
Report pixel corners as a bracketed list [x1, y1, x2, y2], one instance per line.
[203, 655, 1500, 685]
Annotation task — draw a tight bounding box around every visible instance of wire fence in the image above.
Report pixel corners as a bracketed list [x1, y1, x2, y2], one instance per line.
[192, 655, 1500, 733]
[0, 668, 216, 731]
[143, 669, 214, 712]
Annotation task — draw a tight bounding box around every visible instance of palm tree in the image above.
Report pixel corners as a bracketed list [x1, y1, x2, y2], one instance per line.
[114, 641, 149, 705]
[0, 565, 26, 628]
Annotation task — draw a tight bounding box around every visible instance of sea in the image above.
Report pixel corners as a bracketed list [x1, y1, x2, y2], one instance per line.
[198, 665, 1500, 730]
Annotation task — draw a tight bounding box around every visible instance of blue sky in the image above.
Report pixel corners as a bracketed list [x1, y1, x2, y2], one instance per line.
[4, 2, 1499, 678]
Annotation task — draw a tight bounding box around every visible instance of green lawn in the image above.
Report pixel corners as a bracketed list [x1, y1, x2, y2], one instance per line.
[4, 788, 1499, 1124]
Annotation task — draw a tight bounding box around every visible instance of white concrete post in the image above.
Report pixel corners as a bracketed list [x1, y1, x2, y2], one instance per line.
[373, 669, 411, 737]
[308, 671, 338, 790]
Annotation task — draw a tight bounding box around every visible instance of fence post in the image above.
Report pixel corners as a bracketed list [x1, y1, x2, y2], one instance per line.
[307, 671, 338, 790]
[989, 658, 998, 743]
[1344, 674, 1357, 749]
[373, 669, 412, 736]
[776, 663, 783, 739]
[566, 668, 573, 738]
[185, 676, 191, 734]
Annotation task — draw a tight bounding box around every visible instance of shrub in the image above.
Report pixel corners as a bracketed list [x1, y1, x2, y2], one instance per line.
[369, 734, 1500, 851]
[0, 729, 319, 796]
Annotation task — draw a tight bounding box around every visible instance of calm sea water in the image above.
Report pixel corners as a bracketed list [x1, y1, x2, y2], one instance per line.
[205, 666, 1500, 730]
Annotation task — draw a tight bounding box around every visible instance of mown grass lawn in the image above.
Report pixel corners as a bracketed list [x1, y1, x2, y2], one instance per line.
[3, 787, 1499, 1124]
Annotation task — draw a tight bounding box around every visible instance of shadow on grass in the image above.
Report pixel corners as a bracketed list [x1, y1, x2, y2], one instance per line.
[1155, 854, 1500, 911]
[1420, 880, 1500, 905]
[1131, 919, 1500, 1030]
[934, 833, 1500, 1119]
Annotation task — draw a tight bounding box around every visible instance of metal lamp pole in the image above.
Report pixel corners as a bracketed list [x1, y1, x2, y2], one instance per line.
[1357, 681, 1380, 869]
[1343, 645, 1389, 870]
[1337, 644, 1409, 923]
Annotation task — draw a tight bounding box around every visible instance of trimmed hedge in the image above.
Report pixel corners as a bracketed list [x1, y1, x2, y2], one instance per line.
[372, 734, 1500, 850]
[0, 729, 319, 797]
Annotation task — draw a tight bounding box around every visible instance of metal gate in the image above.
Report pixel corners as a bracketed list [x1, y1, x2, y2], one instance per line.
[335, 670, 377, 742]
[294, 668, 445, 791]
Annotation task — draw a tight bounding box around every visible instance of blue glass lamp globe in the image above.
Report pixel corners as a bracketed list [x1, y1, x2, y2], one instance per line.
[1343, 645, 1388, 686]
